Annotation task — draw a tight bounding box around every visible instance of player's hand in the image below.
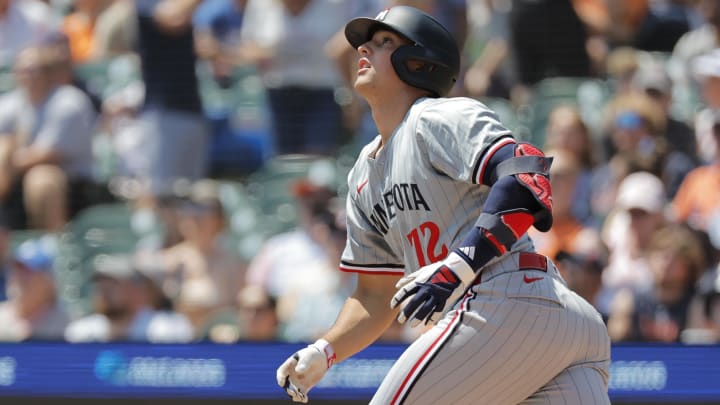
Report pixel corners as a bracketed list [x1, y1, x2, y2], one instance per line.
[276, 339, 336, 403]
[391, 252, 476, 327]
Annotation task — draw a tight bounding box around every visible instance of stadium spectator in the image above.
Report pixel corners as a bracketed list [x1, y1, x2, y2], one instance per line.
[607, 223, 706, 342]
[192, 0, 247, 87]
[603, 0, 650, 47]
[671, 0, 720, 85]
[237, 284, 279, 341]
[0, 236, 69, 342]
[132, 0, 209, 198]
[61, 0, 114, 63]
[632, 0, 693, 53]
[0, 0, 56, 67]
[605, 46, 641, 95]
[40, 30, 104, 113]
[691, 49, 720, 164]
[672, 111, 720, 231]
[201, 283, 280, 343]
[274, 200, 355, 342]
[156, 181, 247, 335]
[684, 267, 720, 343]
[601, 0, 694, 52]
[463, 0, 516, 99]
[602, 92, 667, 163]
[246, 179, 335, 296]
[630, 63, 698, 164]
[0, 45, 99, 231]
[150, 194, 186, 248]
[543, 105, 597, 225]
[64, 253, 194, 343]
[544, 104, 597, 171]
[600, 171, 669, 313]
[587, 92, 664, 221]
[91, 0, 138, 59]
[238, 0, 376, 156]
[245, 179, 356, 341]
[0, 223, 7, 302]
[597, 91, 693, 199]
[509, 0, 593, 89]
[555, 228, 609, 319]
[528, 148, 596, 262]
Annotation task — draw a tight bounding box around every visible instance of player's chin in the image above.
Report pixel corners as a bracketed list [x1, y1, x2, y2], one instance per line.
[353, 79, 372, 98]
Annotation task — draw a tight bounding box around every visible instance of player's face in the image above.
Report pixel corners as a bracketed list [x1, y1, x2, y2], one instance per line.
[354, 30, 410, 99]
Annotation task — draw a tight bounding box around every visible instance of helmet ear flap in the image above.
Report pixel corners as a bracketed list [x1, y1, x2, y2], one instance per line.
[391, 45, 456, 97]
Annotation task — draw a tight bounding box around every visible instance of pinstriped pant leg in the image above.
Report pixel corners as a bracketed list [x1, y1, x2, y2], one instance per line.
[370, 270, 610, 405]
[370, 294, 475, 405]
[519, 361, 611, 405]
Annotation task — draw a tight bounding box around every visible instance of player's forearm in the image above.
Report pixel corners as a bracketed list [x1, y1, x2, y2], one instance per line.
[322, 275, 400, 363]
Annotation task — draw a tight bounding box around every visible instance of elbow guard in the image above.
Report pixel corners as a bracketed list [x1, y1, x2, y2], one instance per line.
[454, 142, 553, 268]
[489, 142, 554, 232]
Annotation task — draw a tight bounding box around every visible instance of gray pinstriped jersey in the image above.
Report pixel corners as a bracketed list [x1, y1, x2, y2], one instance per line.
[339, 97, 534, 276]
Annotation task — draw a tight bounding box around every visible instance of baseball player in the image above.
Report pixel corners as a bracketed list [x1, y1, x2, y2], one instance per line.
[276, 6, 611, 404]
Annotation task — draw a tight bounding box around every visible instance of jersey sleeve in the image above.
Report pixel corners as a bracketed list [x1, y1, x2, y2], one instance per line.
[339, 194, 404, 276]
[417, 98, 514, 184]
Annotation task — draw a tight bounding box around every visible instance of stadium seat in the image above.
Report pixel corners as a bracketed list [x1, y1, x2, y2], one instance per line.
[54, 202, 163, 316]
[73, 55, 142, 102]
[244, 157, 314, 233]
[480, 97, 533, 142]
[218, 155, 342, 260]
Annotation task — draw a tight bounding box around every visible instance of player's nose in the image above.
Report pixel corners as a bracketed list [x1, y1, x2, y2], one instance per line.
[358, 42, 371, 56]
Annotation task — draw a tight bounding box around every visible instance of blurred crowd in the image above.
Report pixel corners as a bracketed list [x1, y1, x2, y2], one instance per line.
[0, 0, 719, 346]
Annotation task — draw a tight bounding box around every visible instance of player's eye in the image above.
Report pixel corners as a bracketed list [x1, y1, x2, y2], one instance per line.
[374, 35, 393, 47]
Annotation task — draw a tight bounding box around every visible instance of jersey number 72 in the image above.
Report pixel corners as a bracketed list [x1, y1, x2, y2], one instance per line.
[406, 221, 448, 266]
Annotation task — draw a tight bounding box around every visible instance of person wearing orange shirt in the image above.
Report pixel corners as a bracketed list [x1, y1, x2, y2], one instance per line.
[672, 114, 720, 231]
[62, 0, 113, 63]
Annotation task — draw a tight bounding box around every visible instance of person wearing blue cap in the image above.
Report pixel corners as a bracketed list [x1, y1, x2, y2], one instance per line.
[0, 236, 69, 341]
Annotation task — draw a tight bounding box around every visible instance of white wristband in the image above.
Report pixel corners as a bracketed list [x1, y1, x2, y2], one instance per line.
[313, 338, 336, 369]
[445, 251, 476, 286]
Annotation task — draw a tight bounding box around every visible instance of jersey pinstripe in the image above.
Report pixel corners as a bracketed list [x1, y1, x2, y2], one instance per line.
[340, 97, 532, 276]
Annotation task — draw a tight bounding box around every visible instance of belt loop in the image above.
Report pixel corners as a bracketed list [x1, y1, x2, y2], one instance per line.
[472, 252, 548, 286]
[519, 252, 547, 272]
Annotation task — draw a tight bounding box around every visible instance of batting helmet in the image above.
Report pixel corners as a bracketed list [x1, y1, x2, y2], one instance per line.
[344, 6, 460, 97]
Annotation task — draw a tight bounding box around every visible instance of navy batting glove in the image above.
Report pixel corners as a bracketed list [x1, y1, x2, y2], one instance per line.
[391, 253, 476, 327]
[406, 266, 461, 324]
